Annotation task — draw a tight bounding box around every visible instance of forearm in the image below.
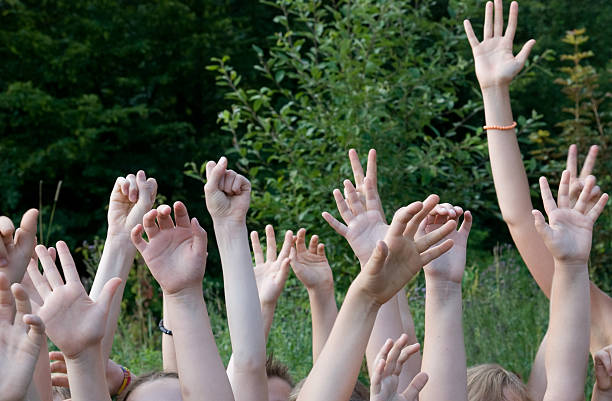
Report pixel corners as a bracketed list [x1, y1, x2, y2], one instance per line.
[420, 279, 467, 401]
[25, 381, 42, 401]
[307, 286, 338, 362]
[65, 346, 110, 401]
[261, 301, 276, 343]
[32, 340, 52, 401]
[527, 332, 548, 401]
[166, 289, 234, 401]
[214, 220, 268, 399]
[90, 234, 136, 359]
[544, 263, 590, 401]
[297, 285, 379, 401]
[162, 294, 177, 372]
[366, 294, 404, 377]
[396, 289, 423, 391]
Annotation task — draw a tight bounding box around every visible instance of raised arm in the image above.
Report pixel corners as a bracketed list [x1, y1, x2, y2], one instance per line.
[0, 272, 46, 401]
[29, 242, 122, 401]
[290, 228, 337, 361]
[322, 149, 421, 387]
[89, 171, 157, 360]
[0, 209, 38, 285]
[418, 204, 472, 401]
[204, 156, 268, 401]
[131, 201, 234, 401]
[531, 171, 608, 401]
[298, 199, 456, 401]
[252, 225, 292, 341]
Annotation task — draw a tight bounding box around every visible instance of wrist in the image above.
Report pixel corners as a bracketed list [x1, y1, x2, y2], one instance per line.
[212, 217, 247, 229]
[349, 278, 384, 308]
[163, 285, 204, 303]
[307, 281, 335, 298]
[64, 344, 104, 366]
[553, 260, 589, 273]
[424, 277, 462, 297]
[480, 83, 510, 95]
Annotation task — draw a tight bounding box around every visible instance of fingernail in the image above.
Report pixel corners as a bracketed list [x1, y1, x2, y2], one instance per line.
[0, 258, 7, 267]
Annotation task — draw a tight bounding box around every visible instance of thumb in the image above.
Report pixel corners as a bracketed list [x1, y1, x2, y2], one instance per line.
[516, 39, 536, 68]
[276, 258, 291, 287]
[365, 241, 388, 275]
[401, 372, 429, 401]
[532, 210, 553, 243]
[191, 218, 208, 257]
[96, 278, 123, 316]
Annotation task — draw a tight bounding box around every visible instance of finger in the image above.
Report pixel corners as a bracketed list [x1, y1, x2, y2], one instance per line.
[191, 218, 208, 258]
[119, 177, 130, 198]
[420, 238, 454, 265]
[493, 0, 503, 37]
[56, 241, 80, 284]
[146, 178, 158, 203]
[405, 195, 439, 237]
[348, 149, 365, 187]
[532, 210, 554, 243]
[575, 175, 596, 214]
[296, 228, 308, 254]
[308, 235, 319, 254]
[385, 334, 408, 376]
[173, 201, 191, 228]
[374, 338, 395, 367]
[142, 209, 159, 239]
[276, 258, 291, 288]
[364, 176, 385, 219]
[416, 220, 457, 253]
[365, 241, 389, 275]
[251, 231, 264, 265]
[135, 171, 157, 206]
[366, 149, 378, 185]
[35, 245, 64, 290]
[126, 174, 138, 203]
[50, 375, 70, 388]
[26, 262, 51, 300]
[504, 1, 518, 41]
[96, 278, 123, 315]
[483, 1, 493, 39]
[370, 358, 386, 395]
[48, 247, 56, 263]
[204, 157, 227, 192]
[333, 189, 354, 224]
[566, 144, 578, 177]
[223, 170, 237, 194]
[235, 175, 251, 195]
[49, 351, 66, 362]
[397, 343, 421, 371]
[14, 208, 38, 255]
[11, 283, 32, 326]
[389, 203, 422, 237]
[515, 39, 536, 68]
[278, 230, 293, 260]
[317, 243, 325, 257]
[0, 216, 15, 250]
[401, 372, 429, 400]
[463, 19, 480, 48]
[322, 212, 349, 237]
[130, 225, 148, 254]
[21, 260, 43, 308]
[459, 211, 473, 236]
[0, 239, 7, 267]
[50, 361, 68, 374]
[580, 145, 599, 179]
[557, 170, 571, 209]
[587, 193, 609, 222]
[23, 314, 46, 346]
[539, 176, 557, 215]
[265, 225, 277, 261]
[0, 272, 14, 323]
[156, 205, 174, 230]
[344, 180, 365, 215]
[595, 350, 612, 389]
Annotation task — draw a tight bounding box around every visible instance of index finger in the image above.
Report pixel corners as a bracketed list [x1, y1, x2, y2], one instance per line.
[348, 149, 365, 187]
[579, 145, 599, 179]
[566, 144, 578, 177]
[265, 225, 277, 261]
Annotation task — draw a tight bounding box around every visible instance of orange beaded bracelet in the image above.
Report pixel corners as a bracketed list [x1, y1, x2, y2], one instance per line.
[483, 121, 517, 131]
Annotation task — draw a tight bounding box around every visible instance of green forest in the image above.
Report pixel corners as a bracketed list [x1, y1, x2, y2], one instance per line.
[1, 0, 611, 397]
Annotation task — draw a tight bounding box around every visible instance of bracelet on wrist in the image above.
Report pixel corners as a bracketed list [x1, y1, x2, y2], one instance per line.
[483, 121, 517, 131]
[116, 366, 132, 396]
[158, 319, 173, 336]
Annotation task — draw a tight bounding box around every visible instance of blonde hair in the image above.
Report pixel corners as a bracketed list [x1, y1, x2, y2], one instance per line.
[467, 364, 532, 401]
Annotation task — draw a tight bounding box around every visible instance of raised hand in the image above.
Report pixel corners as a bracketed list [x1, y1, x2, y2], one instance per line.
[0, 209, 38, 284]
[28, 242, 121, 359]
[418, 204, 472, 284]
[594, 346, 612, 399]
[354, 197, 456, 305]
[49, 352, 126, 396]
[463, 0, 536, 89]
[107, 170, 157, 237]
[290, 228, 333, 292]
[566, 144, 602, 210]
[252, 225, 292, 306]
[370, 335, 428, 401]
[323, 149, 388, 265]
[204, 156, 251, 223]
[0, 272, 46, 401]
[131, 202, 207, 295]
[532, 170, 608, 265]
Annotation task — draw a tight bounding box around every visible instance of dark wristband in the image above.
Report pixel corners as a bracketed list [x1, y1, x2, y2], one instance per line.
[158, 319, 173, 335]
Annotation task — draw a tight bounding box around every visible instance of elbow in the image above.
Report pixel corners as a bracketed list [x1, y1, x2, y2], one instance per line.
[500, 210, 534, 230]
[232, 350, 267, 373]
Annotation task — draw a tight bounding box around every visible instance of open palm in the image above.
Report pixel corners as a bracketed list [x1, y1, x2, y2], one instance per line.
[290, 229, 333, 291]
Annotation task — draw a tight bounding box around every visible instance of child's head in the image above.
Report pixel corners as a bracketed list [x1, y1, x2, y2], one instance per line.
[467, 364, 532, 401]
[119, 371, 181, 401]
[266, 355, 294, 401]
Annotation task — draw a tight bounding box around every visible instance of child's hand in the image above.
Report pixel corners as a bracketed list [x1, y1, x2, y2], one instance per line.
[49, 351, 126, 396]
[131, 202, 207, 296]
[204, 157, 251, 223]
[252, 225, 292, 306]
[0, 272, 46, 401]
[566, 144, 602, 210]
[594, 346, 612, 395]
[532, 170, 608, 265]
[28, 242, 121, 359]
[370, 334, 428, 401]
[0, 209, 38, 284]
[354, 197, 456, 305]
[418, 204, 472, 284]
[290, 228, 334, 293]
[107, 170, 157, 238]
[323, 172, 388, 265]
[463, 0, 536, 89]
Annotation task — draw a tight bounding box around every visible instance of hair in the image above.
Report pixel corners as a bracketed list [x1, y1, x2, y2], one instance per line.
[118, 370, 179, 401]
[467, 364, 532, 401]
[288, 378, 369, 401]
[53, 386, 71, 401]
[266, 354, 294, 387]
